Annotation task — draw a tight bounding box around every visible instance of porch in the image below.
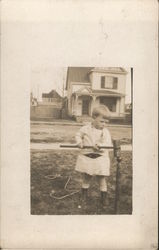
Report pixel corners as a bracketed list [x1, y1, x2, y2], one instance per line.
[71, 92, 125, 120]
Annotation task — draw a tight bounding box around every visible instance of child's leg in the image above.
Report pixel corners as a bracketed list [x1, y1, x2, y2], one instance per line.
[81, 173, 92, 201]
[96, 175, 107, 192]
[82, 173, 92, 189]
[96, 175, 108, 206]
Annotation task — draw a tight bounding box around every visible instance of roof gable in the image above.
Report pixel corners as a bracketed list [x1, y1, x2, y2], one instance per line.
[75, 86, 92, 95]
[90, 67, 127, 74]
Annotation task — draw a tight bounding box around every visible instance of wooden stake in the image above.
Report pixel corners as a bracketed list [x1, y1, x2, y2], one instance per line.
[113, 140, 122, 214]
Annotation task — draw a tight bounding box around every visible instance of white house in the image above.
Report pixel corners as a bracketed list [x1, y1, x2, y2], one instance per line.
[66, 67, 127, 120]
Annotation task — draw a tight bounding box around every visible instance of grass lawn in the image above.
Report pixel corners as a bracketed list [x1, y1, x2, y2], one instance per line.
[31, 150, 132, 215]
[31, 124, 132, 145]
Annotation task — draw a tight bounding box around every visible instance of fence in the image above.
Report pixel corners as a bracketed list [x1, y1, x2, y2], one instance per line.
[30, 105, 62, 119]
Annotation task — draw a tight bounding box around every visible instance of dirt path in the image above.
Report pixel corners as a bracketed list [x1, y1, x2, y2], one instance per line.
[31, 143, 132, 151]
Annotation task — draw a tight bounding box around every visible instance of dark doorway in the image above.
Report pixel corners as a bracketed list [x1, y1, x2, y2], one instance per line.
[82, 99, 89, 115]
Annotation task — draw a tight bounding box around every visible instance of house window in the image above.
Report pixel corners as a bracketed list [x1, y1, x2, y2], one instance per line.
[100, 97, 117, 112]
[113, 77, 118, 89]
[100, 76, 118, 89]
[101, 76, 105, 88]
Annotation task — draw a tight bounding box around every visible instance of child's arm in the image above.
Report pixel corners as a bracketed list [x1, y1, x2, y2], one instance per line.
[105, 129, 113, 147]
[75, 126, 86, 148]
[97, 128, 113, 148]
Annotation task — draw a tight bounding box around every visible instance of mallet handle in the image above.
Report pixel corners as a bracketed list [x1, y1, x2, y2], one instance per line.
[60, 145, 114, 149]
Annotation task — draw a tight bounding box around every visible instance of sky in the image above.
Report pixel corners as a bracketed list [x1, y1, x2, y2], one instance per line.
[30, 67, 68, 100]
[2, 0, 155, 109]
[2, 3, 132, 105]
[30, 67, 132, 104]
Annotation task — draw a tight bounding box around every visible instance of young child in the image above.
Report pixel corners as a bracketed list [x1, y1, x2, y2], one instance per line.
[75, 105, 112, 207]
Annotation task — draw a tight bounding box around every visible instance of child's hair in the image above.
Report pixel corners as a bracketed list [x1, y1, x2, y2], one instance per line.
[92, 105, 111, 119]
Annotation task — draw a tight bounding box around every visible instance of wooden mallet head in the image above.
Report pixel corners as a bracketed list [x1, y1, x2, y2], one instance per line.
[113, 140, 122, 162]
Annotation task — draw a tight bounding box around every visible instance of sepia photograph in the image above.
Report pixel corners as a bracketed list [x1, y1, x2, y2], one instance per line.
[30, 67, 132, 215]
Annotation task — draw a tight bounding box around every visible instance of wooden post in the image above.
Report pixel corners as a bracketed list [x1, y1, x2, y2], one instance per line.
[113, 140, 122, 214]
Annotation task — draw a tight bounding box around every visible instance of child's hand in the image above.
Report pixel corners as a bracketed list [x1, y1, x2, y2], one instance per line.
[93, 144, 101, 152]
[77, 142, 83, 148]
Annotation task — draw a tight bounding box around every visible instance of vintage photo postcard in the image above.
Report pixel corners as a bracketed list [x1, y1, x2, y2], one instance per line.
[0, 0, 158, 249]
[30, 66, 132, 215]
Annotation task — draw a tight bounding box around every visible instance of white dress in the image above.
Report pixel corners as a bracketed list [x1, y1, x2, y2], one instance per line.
[75, 124, 112, 176]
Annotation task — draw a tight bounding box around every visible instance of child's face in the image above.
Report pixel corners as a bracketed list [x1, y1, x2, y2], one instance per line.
[93, 115, 109, 130]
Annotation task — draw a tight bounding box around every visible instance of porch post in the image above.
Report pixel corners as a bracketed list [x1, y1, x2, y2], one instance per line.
[116, 98, 120, 114]
[91, 95, 97, 115]
[74, 94, 78, 116]
[120, 97, 125, 116]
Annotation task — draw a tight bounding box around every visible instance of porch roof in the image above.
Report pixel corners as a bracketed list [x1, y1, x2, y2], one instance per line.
[92, 89, 125, 97]
[72, 88, 125, 97]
